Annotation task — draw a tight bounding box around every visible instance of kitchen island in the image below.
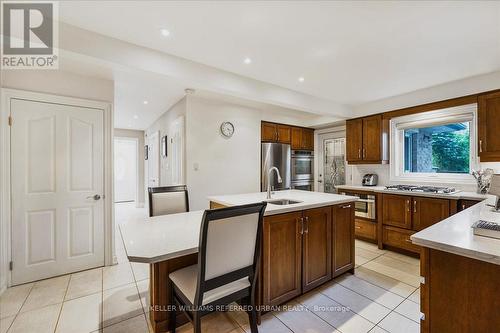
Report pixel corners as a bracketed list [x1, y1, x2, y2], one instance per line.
[119, 190, 357, 333]
[411, 196, 500, 333]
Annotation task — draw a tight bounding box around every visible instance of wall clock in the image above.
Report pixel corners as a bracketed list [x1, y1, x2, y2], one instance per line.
[220, 121, 234, 138]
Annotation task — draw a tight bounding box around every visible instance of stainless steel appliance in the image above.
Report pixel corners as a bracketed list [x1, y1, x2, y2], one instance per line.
[261, 143, 291, 192]
[362, 174, 378, 186]
[292, 150, 314, 182]
[339, 191, 376, 220]
[385, 185, 459, 194]
[291, 180, 314, 191]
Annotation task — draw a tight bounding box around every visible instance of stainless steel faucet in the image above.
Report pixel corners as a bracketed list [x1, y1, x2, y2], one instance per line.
[267, 167, 283, 199]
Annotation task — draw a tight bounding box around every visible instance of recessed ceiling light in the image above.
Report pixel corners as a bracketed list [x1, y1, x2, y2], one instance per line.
[133, 115, 139, 119]
[143, 100, 148, 105]
[243, 57, 252, 64]
[160, 28, 170, 37]
[298, 77, 305, 82]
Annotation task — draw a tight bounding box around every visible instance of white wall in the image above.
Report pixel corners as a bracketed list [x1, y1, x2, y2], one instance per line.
[145, 97, 187, 186]
[114, 129, 146, 206]
[185, 95, 316, 210]
[1, 69, 114, 103]
[0, 71, 114, 293]
[353, 71, 500, 116]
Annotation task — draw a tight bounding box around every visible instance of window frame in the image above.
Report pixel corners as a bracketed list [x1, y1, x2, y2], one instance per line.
[389, 103, 478, 184]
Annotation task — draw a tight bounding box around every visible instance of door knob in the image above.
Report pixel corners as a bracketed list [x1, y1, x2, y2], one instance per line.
[87, 194, 101, 201]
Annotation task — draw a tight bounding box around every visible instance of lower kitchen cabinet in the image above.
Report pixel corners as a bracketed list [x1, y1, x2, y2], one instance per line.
[382, 194, 412, 229]
[262, 211, 302, 306]
[262, 203, 354, 306]
[412, 197, 450, 231]
[382, 226, 420, 253]
[354, 219, 377, 241]
[333, 203, 355, 276]
[458, 199, 482, 211]
[302, 207, 332, 292]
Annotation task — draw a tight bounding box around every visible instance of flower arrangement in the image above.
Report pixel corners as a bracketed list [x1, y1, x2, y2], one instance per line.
[471, 168, 494, 194]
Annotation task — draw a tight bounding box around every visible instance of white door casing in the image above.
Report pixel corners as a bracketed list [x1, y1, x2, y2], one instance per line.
[114, 138, 138, 203]
[10, 98, 105, 284]
[148, 131, 160, 187]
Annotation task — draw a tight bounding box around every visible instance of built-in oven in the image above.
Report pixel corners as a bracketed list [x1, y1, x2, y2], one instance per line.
[339, 191, 376, 220]
[291, 150, 314, 182]
[291, 180, 314, 191]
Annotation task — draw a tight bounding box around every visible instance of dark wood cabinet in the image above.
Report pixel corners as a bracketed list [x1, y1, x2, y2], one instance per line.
[346, 115, 388, 163]
[262, 203, 354, 305]
[362, 115, 383, 161]
[382, 226, 420, 254]
[354, 219, 377, 241]
[262, 212, 302, 306]
[412, 197, 450, 231]
[458, 199, 482, 212]
[302, 207, 332, 292]
[346, 118, 363, 162]
[276, 124, 291, 144]
[332, 203, 355, 276]
[261, 121, 313, 148]
[382, 194, 412, 229]
[478, 91, 500, 161]
[291, 126, 314, 150]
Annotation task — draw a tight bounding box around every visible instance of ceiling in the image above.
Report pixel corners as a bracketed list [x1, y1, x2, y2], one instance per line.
[59, 0, 500, 108]
[60, 56, 188, 129]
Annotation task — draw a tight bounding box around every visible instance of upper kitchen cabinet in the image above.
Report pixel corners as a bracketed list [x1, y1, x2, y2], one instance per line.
[346, 115, 388, 164]
[291, 127, 314, 150]
[478, 91, 500, 161]
[261, 121, 291, 144]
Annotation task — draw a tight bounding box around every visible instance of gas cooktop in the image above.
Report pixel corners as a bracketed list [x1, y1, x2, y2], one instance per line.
[385, 185, 459, 194]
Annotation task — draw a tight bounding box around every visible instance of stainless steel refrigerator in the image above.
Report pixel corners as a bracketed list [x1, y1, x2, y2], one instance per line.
[261, 143, 291, 192]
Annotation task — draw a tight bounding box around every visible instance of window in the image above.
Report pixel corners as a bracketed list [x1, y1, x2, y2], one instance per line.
[390, 104, 478, 183]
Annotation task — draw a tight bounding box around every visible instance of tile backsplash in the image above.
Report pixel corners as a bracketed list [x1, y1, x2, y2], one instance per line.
[346, 162, 500, 192]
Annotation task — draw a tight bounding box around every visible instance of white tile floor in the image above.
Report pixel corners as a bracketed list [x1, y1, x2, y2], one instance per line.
[0, 202, 422, 333]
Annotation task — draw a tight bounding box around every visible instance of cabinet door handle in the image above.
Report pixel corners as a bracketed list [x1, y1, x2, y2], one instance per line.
[413, 200, 417, 213]
[462, 204, 466, 210]
[341, 204, 351, 209]
[304, 216, 309, 234]
[277, 131, 280, 141]
[355, 226, 361, 229]
[406, 199, 410, 212]
[363, 148, 366, 159]
[479, 140, 483, 153]
[358, 149, 361, 159]
[299, 217, 304, 235]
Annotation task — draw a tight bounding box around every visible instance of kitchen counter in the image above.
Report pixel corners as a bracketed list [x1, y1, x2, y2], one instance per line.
[335, 184, 490, 201]
[411, 196, 500, 265]
[208, 189, 358, 216]
[120, 190, 357, 263]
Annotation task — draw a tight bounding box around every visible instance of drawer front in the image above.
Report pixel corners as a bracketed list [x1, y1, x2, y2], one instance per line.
[382, 226, 420, 253]
[354, 219, 376, 240]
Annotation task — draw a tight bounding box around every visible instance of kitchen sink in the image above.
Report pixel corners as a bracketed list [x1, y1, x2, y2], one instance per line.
[266, 199, 302, 205]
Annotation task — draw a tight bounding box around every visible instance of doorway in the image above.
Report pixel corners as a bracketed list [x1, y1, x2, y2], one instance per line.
[9, 97, 106, 285]
[317, 132, 346, 193]
[114, 138, 138, 203]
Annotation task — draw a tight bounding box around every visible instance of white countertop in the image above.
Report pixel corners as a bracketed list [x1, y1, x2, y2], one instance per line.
[411, 196, 500, 265]
[335, 184, 490, 201]
[119, 210, 204, 263]
[208, 189, 357, 216]
[120, 190, 357, 263]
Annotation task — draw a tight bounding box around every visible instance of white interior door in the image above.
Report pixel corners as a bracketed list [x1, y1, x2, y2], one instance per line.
[148, 131, 160, 187]
[11, 98, 104, 285]
[114, 138, 138, 203]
